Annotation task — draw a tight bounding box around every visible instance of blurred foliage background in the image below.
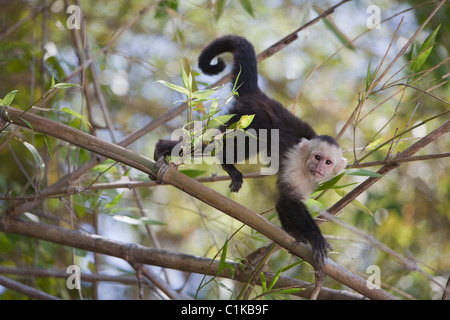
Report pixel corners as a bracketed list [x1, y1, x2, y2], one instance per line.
[0, 0, 448, 299]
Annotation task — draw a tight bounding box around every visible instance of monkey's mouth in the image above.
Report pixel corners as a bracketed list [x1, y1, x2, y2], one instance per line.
[310, 170, 325, 178]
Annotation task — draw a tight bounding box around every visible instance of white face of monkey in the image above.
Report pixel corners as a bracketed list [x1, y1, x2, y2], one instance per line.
[281, 137, 347, 199]
[301, 138, 347, 183]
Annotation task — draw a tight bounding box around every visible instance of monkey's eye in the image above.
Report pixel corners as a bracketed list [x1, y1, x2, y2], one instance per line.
[315, 155, 321, 161]
[326, 160, 332, 165]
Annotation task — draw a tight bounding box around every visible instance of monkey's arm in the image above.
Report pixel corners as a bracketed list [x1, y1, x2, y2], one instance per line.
[276, 194, 331, 265]
[154, 138, 245, 192]
[153, 139, 181, 167]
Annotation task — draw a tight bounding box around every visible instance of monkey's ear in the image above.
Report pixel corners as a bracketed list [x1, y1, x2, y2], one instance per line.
[297, 138, 311, 151]
[333, 157, 347, 175]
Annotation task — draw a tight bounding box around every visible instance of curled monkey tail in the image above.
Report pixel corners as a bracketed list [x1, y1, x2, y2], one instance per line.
[198, 35, 259, 96]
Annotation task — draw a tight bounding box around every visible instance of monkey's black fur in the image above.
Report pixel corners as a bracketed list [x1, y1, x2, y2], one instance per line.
[155, 35, 336, 264]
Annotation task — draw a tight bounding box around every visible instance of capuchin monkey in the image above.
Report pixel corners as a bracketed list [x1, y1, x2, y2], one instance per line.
[154, 35, 346, 264]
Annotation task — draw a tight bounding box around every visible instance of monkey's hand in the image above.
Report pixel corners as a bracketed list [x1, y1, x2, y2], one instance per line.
[221, 164, 244, 193]
[154, 139, 181, 168]
[229, 173, 243, 193]
[309, 233, 333, 267]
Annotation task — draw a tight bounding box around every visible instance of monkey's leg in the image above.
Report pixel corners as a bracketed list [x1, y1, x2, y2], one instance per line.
[276, 195, 332, 265]
[221, 163, 244, 193]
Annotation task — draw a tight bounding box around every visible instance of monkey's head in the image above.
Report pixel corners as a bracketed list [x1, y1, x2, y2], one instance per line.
[299, 136, 347, 183]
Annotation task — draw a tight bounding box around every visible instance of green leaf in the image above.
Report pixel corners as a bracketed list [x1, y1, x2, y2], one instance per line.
[239, 0, 254, 17]
[229, 114, 255, 130]
[112, 215, 166, 226]
[305, 198, 326, 214]
[266, 260, 302, 292]
[21, 118, 33, 130]
[366, 137, 387, 151]
[314, 5, 355, 51]
[23, 141, 45, 180]
[61, 106, 92, 129]
[42, 134, 54, 160]
[217, 238, 231, 276]
[104, 192, 124, 210]
[53, 83, 81, 89]
[155, 80, 190, 96]
[181, 62, 190, 90]
[207, 114, 236, 129]
[192, 89, 215, 100]
[1, 90, 19, 106]
[260, 272, 267, 293]
[215, 0, 226, 20]
[366, 57, 373, 92]
[345, 168, 384, 178]
[274, 288, 304, 295]
[316, 172, 345, 191]
[410, 24, 440, 73]
[335, 189, 373, 215]
[179, 169, 206, 178]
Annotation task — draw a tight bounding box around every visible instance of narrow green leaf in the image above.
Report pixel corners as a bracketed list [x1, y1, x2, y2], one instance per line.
[316, 172, 345, 191]
[53, 83, 81, 89]
[1, 90, 19, 106]
[21, 118, 33, 130]
[280, 260, 303, 273]
[314, 5, 355, 51]
[229, 114, 254, 130]
[268, 269, 282, 291]
[274, 288, 304, 295]
[23, 141, 45, 180]
[155, 80, 190, 96]
[112, 215, 166, 226]
[179, 169, 206, 178]
[239, 0, 254, 17]
[410, 24, 440, 73]
[42, 134, 54, 160]
[112, 215, 141, 225]
[181, 62, 190, 90]
[215, 0, 226, 19]
[345, 168, 384, 178]
[366, 137, 387, 151]
[61, 106, 92, 129]
[192, 89, 215, 100]
[260, 272, 267, 293]
[365, 57, 373, 92]
[104, 192, 124, 210]
[335, 189, 373, 215]
[305, 198, 326, 214]
[207, 114, 236, 129]
[217, 238, 229, 276]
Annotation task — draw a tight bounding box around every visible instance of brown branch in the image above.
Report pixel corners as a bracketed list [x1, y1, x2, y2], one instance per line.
[0, 274, 61, 300]
[0, 218, 363, 300]
[349, 152, 450, 168]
